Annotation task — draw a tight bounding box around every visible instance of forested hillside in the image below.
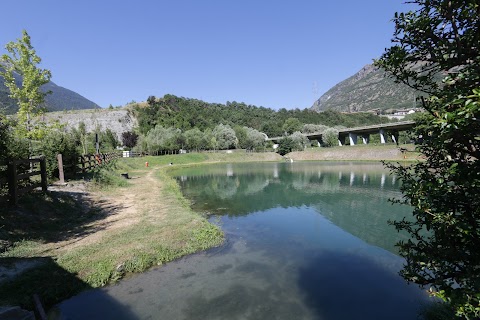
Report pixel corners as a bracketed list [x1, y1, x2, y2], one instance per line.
[133, 94, 390, 137]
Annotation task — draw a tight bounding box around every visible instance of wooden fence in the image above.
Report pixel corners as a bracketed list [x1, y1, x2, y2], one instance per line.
[78, 152, 122, 174]
[0, 152, 122, 205]
[1, 157, 48, 206]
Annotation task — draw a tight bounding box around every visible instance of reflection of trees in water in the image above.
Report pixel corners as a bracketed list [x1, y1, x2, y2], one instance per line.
[241, 176, 270, 195]
[176, 163, 412, 254]
[208, 176, 239, 200]
[205, 175, 270, 200]
[291, 172, 341, 193]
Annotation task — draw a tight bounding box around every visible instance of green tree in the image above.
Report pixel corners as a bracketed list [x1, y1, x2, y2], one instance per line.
[212, 124, 237, 150]
[376, 1, 480, 318]
[100, 129, 119, 152]
[244, 127, 266, 151]
[77, 122, 88, 155]
[302, 124, 329, 134]
[0, 30, 51, 139]
[184, 128, 203, 151]
[276, 136, 296, 156]
[289, 131, 309, 150]
[144, 125, 182, 153]
[39, 130, 79, 180]
[322, 128, 339, 147]
[234, 126, 248, 149]
[282, 117, 302, 135]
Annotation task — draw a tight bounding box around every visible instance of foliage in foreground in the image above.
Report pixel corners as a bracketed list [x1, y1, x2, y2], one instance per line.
[377, 1, 480, 318]
[385, 91, 480, 317]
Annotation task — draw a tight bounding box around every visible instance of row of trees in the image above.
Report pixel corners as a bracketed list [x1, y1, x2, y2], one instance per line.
[135, 124, 267, 154]
[133, 121, 354, 155]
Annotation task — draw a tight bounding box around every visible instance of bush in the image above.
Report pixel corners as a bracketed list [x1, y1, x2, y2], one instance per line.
[322, 128, 339, 147]
[277, 137, 296, 156]
[38, 130, 80, 181]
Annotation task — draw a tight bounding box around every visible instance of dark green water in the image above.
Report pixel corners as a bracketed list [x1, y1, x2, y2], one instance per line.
[56, 162, 430, 320]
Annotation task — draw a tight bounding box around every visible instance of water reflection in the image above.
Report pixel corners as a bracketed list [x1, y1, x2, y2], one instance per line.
[173, 162, 410, 254]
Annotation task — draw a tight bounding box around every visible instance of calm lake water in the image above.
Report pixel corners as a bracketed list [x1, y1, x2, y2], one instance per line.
[56, 162, 430, 320]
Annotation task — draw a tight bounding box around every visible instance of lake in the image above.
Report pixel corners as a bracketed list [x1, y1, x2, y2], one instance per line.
[56, 161, 430, 320]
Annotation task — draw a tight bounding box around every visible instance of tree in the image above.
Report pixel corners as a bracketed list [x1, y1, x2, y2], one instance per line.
[184, 128, 203, 151]
[302, 123, 329, 134]
[122, 131, 139, 149]
[243, 127, 266, 151]
[276, 136, 296, 156]
[212, 124, 237, 150]
[100, 129, 119, 152]
[282, 117, 302, 135]
[0, 30, 51, 139]
[289, 131, 309, 150]
[322, 128, 339, 147]
[147, 95, 156, 106]
[234, 126, 248, 149]
[376, 1, 480, 318]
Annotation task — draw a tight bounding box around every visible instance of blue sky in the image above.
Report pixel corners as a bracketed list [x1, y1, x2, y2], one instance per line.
[1, 1, 411, 110]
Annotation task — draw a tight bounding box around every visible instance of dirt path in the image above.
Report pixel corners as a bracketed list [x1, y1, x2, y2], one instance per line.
[47, 169, 159, 254]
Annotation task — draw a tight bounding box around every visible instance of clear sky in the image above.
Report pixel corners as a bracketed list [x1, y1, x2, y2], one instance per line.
[0, 1, 412, 110]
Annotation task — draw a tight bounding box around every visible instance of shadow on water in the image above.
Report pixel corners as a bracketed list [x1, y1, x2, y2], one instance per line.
[297, 250, 429, 320]
[50, 287, 139, 320]
[0, 257, 137, 320]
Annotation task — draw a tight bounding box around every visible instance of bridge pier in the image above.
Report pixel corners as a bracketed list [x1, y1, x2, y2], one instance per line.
[379, 129, 386, 144]
[391, 132, 399, 145]
[348, 133, 358, 146]
[362, 134, 370, 144]
[338, 135, 346, 146]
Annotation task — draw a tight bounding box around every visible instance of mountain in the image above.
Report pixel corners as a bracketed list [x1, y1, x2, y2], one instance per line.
[0, 70, 99, 114]
[311, 64, 421, 113]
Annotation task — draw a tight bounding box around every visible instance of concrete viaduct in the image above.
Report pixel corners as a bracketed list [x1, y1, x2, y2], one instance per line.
[267, 121, 416, 146]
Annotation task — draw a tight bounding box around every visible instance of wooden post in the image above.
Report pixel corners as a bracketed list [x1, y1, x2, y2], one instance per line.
[7, 161, 18, 206]
[57, 154, 65, 184]
[81, 156, 86, 174]
[39, 157, 48, 192]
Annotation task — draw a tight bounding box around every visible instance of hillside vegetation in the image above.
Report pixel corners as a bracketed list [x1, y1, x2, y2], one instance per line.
[133, 94, 392, 138]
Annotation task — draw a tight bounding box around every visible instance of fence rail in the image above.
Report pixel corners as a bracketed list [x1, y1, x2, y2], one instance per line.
[78, 152, 122, 174]
[5, 157, 48, 206]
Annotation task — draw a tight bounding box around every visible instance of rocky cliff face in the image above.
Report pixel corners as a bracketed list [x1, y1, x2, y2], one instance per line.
[43, 108, 135, 140]
[311, 64, 420, 112]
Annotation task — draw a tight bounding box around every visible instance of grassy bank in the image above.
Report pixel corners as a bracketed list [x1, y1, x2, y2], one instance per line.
[0, 152, 282, 310]
[288, 144, 421, 162]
